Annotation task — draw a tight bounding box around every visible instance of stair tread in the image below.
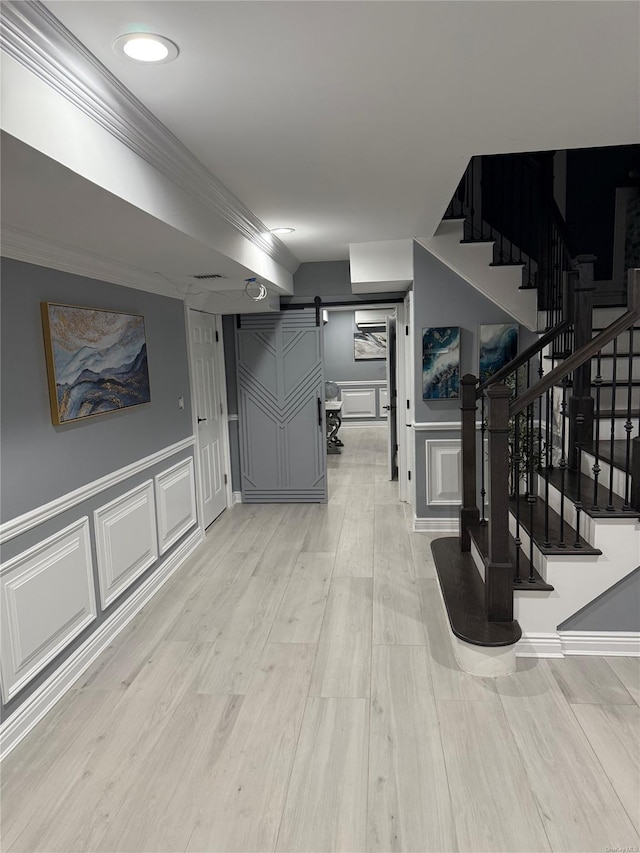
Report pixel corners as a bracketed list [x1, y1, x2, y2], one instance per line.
[539, 466, 639, 517]
[489, 260, 526, 267]
[469, 525, 554, 590]
[584, 439, 635, 473]
[509, 494, 602, 555]
[561, 408, 640, 419]
[431, 538, 522, 647]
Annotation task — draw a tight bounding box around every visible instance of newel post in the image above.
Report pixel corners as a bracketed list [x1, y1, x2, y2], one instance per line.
[459, 374, 480, 551]
[485, 383, 513, 622]
[569, 255, 596, 470]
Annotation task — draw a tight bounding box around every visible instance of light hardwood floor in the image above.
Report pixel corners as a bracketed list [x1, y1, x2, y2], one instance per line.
[2, 427, 639, 852]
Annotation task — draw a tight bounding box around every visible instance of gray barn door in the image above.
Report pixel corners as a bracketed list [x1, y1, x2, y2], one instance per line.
[236, 311, 327, 502]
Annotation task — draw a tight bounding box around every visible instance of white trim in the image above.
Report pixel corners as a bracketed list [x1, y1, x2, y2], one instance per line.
[154, 458, 197, 554]
[425, 439, 462, 506]
[340, 422, 387, 429]
[0, 517, 97, 703]
[228, 414, 240, 422]
[232, 491, 243, 505]
[413, 421, 481, 431]
[0, 527, 203, 761]
[559, 631, 640, 656]
[335, 379, 387, 387]
[516, 633, 564, 658]
[0, 2, 297, 275]
[94, 480, 158, 609]
[413, 516, 459, 533]
[0, 436, 196, 545]
[516, 631, 640, 657]
[452, 633, 517, 677]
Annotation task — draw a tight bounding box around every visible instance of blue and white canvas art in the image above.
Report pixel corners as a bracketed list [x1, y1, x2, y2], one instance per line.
[479, 324, 518, 384]
[42, 303, 151, 424]
[422, 327, 460, 399]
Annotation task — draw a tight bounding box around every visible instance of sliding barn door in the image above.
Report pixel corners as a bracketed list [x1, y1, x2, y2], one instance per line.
[236, 311, 326, 502]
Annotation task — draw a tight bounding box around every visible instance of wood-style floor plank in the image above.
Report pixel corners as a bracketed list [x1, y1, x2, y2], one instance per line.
[548, 655, 636, 705]
[437, 699, 551, 853]
[195, 576, 288, 694]
[604, 656, 640, 705]
[96, 693, 244, 852]
[373, 552, 426, 645]
[310, 577, 372, 698]
[276, 698, 369, 853]
[497, 659, 640, 852]
[301, 504, 346, 552]
[333, 514, 374, 577]
[374, 504, 411, 554]
[571, 702, 640, 834]
[268, 575, 331, 643]
[185, 643, 316, 853]
[368, 645, 457, 852]
[417, 579, 498, 702]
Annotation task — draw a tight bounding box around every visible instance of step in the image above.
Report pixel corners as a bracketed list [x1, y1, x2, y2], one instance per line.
[508, 494, 602, 555]
[537, 466, 639, 517]
[431, 537, 522, 647]
[469, 524, 554, 590]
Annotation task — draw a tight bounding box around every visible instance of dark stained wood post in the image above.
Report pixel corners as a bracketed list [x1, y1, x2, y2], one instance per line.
[569, 255, 596, 470]
[485, 383, 513, 622]
[459, 374, 480, 551]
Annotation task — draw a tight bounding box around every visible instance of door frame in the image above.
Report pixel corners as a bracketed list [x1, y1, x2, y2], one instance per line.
[185, 306, 233, 534]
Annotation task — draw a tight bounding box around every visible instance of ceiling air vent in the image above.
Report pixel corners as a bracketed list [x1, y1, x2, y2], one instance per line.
[192, 273, 226, 280]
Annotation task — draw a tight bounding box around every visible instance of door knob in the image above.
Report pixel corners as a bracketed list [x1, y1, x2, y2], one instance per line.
[197, 416, 207, 423]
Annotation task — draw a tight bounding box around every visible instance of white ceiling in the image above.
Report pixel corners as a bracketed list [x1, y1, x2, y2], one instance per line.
[4, 0, 640, 283]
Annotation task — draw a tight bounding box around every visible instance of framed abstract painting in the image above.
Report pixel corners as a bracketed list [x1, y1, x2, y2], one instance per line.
[479, 324, 518, 384]
[41, 303, 151, 425]
[422, 327, 460, 399]
[354, 330, 387, 360]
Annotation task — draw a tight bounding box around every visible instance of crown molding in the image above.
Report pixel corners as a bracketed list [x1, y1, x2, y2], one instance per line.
[0, 1, 299, 275]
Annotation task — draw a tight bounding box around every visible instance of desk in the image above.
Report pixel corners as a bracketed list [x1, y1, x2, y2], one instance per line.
[325, 400, 343, 454]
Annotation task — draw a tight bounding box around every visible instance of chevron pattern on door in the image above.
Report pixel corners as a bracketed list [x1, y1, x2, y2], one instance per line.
[237, 312, 327, 502]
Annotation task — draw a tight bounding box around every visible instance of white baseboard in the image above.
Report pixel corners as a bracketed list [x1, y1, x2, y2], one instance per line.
[517, 633, 564, 657]
[0, 527, 203, 761]
[517, 631, 640, 657]
[558, 631, 640, 656]
[339, 421, 386, 429]
[232, 491, 242, 505]
[413, 516, 459, 533]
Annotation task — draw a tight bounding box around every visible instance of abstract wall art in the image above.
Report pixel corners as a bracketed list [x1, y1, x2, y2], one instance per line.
[422, 326, 460, 399]
[41, 303, 151, 424]
[354, 330, 387, 360]
[478, 323, 518, 384]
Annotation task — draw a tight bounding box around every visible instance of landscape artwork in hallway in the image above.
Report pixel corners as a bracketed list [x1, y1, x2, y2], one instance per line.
[478, 323, 518, 384]
[422, 326, 460, 399]
[41, 303, 151, 424]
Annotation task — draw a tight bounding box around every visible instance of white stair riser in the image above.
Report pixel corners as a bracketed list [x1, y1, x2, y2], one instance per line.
[595, 385, 640, 410]
[591, 358, 640, 383]
[514, 520, 639, 634]
[581, 451, 632, 501]
[535, 474, 599, 545]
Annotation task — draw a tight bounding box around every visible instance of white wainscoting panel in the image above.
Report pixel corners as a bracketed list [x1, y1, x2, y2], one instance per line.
[94, 481, 158, 609]
[426, 439, 462, 505]
[155, 457, 197, 554]
[378, 387, 388, 418]
[341, 388, 377, 419]
[0, 518, 96, 703]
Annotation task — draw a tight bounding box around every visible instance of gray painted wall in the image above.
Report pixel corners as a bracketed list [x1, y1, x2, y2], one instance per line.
[323, 310, 386, 383]
[1, 258, 197, 720]
[559, 567, 640, 631]
[412, 242, 537, 518]
[1, 258, 192, 522]
[285, 260, 402, 305]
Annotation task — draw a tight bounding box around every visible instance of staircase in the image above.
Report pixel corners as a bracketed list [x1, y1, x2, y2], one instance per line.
[428, 154, 640, 672]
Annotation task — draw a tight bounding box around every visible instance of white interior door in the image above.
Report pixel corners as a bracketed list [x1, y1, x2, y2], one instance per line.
[189, 310, 227, 527]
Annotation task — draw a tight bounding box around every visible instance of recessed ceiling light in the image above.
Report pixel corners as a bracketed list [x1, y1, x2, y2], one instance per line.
[270, 227, 295, 235]
[114, 33, 179, 64]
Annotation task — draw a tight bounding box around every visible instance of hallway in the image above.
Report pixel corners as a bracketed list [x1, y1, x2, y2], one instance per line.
[1, 427, 638, 852]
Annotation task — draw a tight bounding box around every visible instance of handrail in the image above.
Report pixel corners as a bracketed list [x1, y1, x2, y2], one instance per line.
[510, 298, 640, 418]
[476, 319, 571, 399]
